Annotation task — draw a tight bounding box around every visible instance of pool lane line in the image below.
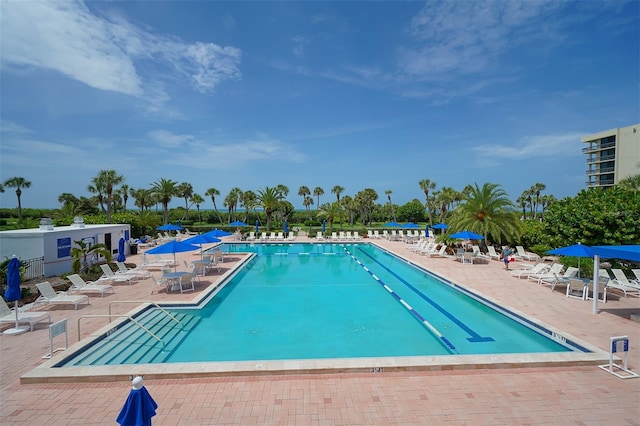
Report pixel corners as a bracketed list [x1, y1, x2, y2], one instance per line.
[343, 247, 458, 355]
[355, 247, 494, 343]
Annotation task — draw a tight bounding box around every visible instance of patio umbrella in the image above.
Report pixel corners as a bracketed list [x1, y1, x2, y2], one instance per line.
[383, 221, 402, 227]
[425, 224, 430, 238]
[3, 257, 29, 335]
[145, 240, 200, 271]
[156, 223, 182, 231]
[205, 229, 233, 238]
[403, 223, 420, 228]
[229, 220, 248, 227]
[255, 220, 259, 235]
[431, 223, 448, 235]
[547, 243, 594, 278]
[283, 221, 289, 236]
[117, 376, 157, 426]
[183, 234, 221, 260]
[449, 230, 484, 240]
[117, 237, 126, 262]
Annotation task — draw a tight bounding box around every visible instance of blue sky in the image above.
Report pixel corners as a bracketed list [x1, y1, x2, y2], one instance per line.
[1, 0, 638, 211]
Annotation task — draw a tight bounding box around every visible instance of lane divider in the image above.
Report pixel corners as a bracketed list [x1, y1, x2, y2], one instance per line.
[343, 247, 458, 354]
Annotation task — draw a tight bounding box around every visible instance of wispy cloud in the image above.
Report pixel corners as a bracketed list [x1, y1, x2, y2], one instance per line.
[472, 132, 585, 161]
[0, 0, 241, 106]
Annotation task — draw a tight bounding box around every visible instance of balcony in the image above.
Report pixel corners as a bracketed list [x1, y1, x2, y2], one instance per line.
[581, 141, 616, 153]
[586, 166, 615, 175]
[586, 153, 616, 163]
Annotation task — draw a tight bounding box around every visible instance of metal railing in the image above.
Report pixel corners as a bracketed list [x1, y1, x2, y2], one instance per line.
[108, 301, 182, 327]
[77, 314, 164, 346]
[586, 166, 615, 175]
[22, 256, 44, 280]
[581, 141, 616, 153]
[586, 153, 615, 163]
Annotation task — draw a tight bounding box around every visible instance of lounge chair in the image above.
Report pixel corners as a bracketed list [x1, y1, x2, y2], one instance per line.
[276, 232, 284, 241]
[539, 267, 578, 288]
[472, 246, 490, 262]
[527, 263, 564, 284]
[486, 246, 501, 261]
[566, 279, 588, 300]
[140, 254, 176, 269]
[116, 262, 152, 279]
[516, 246, 540, 261]
[99, 264, 134, 285]
[425, 245, 448, 258]
[35, 281, 90, 310]
[316, 231, 325, 240]
[373, 230, 380, 239]
[510, 263, 547, 279]
[607, 269, 640, 298]
[0, 296, 51, 332]
[287, 232, 296, 241]
[260, 232, 268, 241]
[631, 269, 640, 284]
[67, 274, 115, 298]
[246, 231, 256, 241]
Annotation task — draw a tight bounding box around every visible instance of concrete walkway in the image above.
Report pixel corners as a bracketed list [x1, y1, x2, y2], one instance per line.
[1, 237, 638, 425]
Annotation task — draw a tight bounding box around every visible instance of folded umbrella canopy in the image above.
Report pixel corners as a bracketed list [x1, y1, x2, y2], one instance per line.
[117, 376, 157, 426]
[117, 237, 126, 263]
[3, 257, 29, 335]
[283, 221, 289, 236]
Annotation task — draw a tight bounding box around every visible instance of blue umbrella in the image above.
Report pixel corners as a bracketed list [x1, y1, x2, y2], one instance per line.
[205, 229, 233, 238]
[156, 223, 182, 231]
[449, 230, 484, 240]
[3, 257, 29, 335]
[403, 223, 421, 229]
[229, 220, 248, 227]
[431, 223, 448, 229]
[425, 224, 430, 238]
[146, 240, 200, 271]
[117, 237, 126, 262]
[255, 220, 259, 235]
[117, 376, 157, 426]
[283, 221, 289, 236]
[383, 221, 402, 227]
[183, 234, 222, 260]
[547, 243, 594, 278]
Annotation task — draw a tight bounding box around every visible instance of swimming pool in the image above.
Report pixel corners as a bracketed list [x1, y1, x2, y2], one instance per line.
[56, 243, 586, 368]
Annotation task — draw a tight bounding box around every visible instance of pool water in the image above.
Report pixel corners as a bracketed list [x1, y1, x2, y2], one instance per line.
[59, 243, 576, 367]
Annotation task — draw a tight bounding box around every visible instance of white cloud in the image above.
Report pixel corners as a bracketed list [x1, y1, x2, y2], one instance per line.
[472, 132, 585, 160]
[148, 130, 195, 148]
[0, 0, 241, 103]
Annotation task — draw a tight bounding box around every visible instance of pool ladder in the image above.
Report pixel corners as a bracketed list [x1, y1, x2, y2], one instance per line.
[77, 301, 183, 347]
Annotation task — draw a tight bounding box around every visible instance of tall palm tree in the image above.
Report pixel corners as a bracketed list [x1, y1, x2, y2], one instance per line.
[385, 189, 396, 222]
[298, 186, 310, 216]
[276, 184, 289, 198]
[340, 195, 355, 226]
[3, 176, 32, 221]
[224, 187, 243, 223]
[354, 188, 378, 226]
[205, 187, 224, 223]
[91, 169, 124, 223]
[117, 184, 130, 212]
[419, 179, 436, 226]
[436, 186, 457, 224]
[256, 186, 283, 231]
[313, 187, 324, 210]
[241, 190, 257, 222]
[531, 182, 546, 219]
[317, 202, 343, 233]
[448, 182, 521, 244]
[303, 196, 314, 219]
[176, 182, 194, 220]
[190, 193, 204, 222]
[131, 188, 153, 211]
[331, 185, 345, 202]
[151, 178, 178, 224]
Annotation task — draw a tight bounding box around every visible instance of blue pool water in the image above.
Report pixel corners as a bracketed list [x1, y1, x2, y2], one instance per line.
[59, 243, 581, 367]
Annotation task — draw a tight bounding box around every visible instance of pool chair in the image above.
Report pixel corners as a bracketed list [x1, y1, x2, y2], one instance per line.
[286, 232, 297, 241]
[425, 245, 449, 258]
[527, 263, 564, 284]
[367, 230, 374, 239]
[472, 246, 491, 263]
[276, 232, 284, 241]
[486, 246, 501, 261]
[373, 230, 381, 239]
[632, 269, 640, 284]
[116, 261, 152, 280]
[510, 263, 547, 279]
[35, 281, 90, 310]
[607, 269, 640, 298]
[99, 264, 134, 285]
[150, 275, 168, 295]
[0, 296, 51, 332]
[539, 267, 578, 288]
[179, 273, 195, 293]
[316, 231, 325, 240]
[67, 274, 115, 298]
[246, 231, 256, 241]
[516, 246, 540, 261]
[566, 279, 588, 300]
[260, 232, 268, 241]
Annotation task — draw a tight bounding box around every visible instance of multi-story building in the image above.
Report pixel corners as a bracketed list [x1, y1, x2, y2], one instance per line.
[582, 124, 640, 188]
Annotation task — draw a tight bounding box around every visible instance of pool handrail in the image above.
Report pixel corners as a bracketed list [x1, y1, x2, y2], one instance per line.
[77, 314, 164, 347]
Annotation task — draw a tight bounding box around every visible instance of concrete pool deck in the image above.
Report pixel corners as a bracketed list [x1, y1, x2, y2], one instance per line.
[1, 236, 639, 424]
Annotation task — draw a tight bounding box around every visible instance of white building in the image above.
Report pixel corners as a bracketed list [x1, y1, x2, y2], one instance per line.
[0, 217, 131, 278]
[582, 124, 640, 188]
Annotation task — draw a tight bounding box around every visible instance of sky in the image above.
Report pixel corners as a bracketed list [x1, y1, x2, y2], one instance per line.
[1, 0, 638, 211]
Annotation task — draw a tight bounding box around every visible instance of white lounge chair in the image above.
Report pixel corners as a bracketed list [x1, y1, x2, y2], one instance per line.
[631, 269, 640, 284]
[36, 281, 89, 310]
[607, 269, 640, 298]
[511, 263, 547, 279]
[67, 274, 114, 298]
[527, 263, 564, 284]
[539, 267, 578, 288]
[425, 245, 448, 258]
[516, 246, 540, 261]
[116, 262, 152, 279]
[99, 264, 134, 285]
[486, 246, 501, 261]
[246, 232, 256, 241]
[0, 296, 50, 332]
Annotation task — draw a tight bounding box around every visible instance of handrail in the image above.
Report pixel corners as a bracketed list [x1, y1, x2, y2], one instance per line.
[108, 301, 182, 327]
[77, 315, 164, 346]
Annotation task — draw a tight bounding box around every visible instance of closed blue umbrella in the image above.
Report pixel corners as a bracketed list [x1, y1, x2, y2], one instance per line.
[146, 240, 200, 271]
[117, 237, 126, 262]
[255, 220, 259, 235]
[425, 224, 430, 238]
[156, 223, 182, 231]
[449, 230, 484, 240]
[117, 376, 157, 426]
[283, 221, 289, 237]
[3, 257, 29, 335]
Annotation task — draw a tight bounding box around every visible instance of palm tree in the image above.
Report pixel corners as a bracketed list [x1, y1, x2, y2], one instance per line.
[205, 187, 224, 223]
[224, 187, 243, 223]
[3, 176, 32, 221]
[617, 174, 640, 193]
[298, 186, 310, 214]
[135, 210, 161, 237]
[87, 181, 105, 213]
[256, 186, 283, 231]
[176, 182, 194, 220]
[70, 239, 112, 273]
[151, 178, 178, 224]
[354, 188, 378, 226]
[448, 182, 521, 244]
[303, 196, 314, 219]
[58, 192, 79, 208]
[313, 187, 324, 210]
[241, 190, 257, 222]
[131, 188, 154, 211]
[91, 170, 124, 223]
[331, 185, 345, 202]
[516, 195, 528, 220]
[317, 202, 343, 233]
[276, 184, 289, 198]
[530, 182, 546, 219]
[435, 186, 457, 224]
[419, 179, 436, 226]
[190, 193, 204, 222]
[119, 184, 130, 212]
[385, 189, 396, 222]
[341, 195, 355, 226]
